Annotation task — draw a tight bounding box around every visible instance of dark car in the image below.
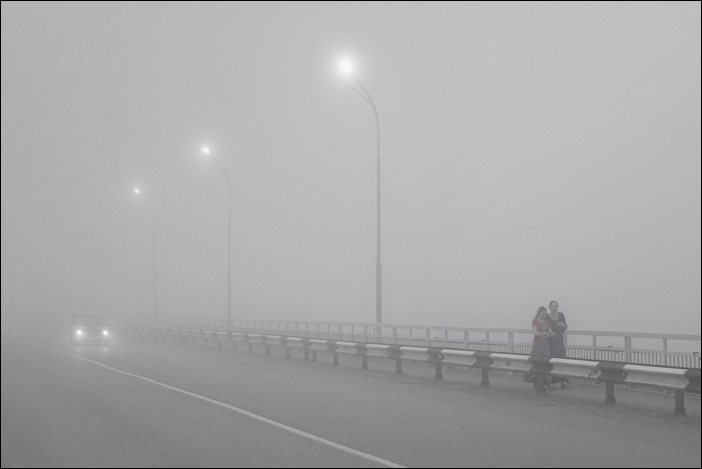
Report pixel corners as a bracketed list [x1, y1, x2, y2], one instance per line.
[69, 314, 109, 345]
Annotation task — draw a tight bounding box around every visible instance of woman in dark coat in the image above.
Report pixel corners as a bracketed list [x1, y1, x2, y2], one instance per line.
[546, 300, 570, 388]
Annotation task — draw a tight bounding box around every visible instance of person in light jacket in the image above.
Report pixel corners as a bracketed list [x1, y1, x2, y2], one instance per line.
[532, 306, 554, 356]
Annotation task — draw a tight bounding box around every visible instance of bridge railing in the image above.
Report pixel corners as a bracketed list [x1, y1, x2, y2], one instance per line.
[117, 324, 701, 416]
[131, 317, 700, 369]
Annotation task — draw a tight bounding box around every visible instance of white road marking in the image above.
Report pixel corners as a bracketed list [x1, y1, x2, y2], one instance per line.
[26, 341, 407, 468]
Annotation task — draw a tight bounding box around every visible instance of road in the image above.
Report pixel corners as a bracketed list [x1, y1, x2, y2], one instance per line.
[2, 329, 700, 467]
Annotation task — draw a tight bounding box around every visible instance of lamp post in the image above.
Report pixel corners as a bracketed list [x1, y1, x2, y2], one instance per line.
[133, 188, 158, 319]
[339, 60, 382, 326]
[201, 147, 232, 324]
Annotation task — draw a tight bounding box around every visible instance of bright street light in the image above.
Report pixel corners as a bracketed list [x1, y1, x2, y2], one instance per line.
[338, 59, 382, 326]
[339, 60, 353, 75]
[200, 146, 232, 324]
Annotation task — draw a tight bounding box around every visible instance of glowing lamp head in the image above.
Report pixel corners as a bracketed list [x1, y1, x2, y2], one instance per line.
[133, 188, 140, 195]
[201, 147, 210, 155]
[339, 60, 353, 75]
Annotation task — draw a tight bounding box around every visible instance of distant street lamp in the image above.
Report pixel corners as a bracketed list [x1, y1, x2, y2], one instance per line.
[201, 147, 232, 324]
[339, 59, 382, 326]
[133, 187, 158, 319]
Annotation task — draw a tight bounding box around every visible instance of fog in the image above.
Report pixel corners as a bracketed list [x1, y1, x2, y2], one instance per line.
[2, 2, 700, 335]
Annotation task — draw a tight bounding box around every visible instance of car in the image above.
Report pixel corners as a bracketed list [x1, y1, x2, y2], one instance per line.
[69, 314, 110, 345]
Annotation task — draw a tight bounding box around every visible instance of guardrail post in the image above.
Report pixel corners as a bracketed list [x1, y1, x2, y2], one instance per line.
[265, 344, 271, 355]
[304, 346, 310, 362]
[435, 362, 443, 381]
[395, 358, 403, 375]
[624, 336, 631, 362]
[673, 391, 686, 416]
[286, 347, 291, 359]
[592, 335, 597, 360]
[605, 382, 616, 404]
[464, 331, 469, 349]
[508, 332, 514, 354]
[362, 355, 368, 370]
[662, 339, 668, 366]
[333, 352, 339, 366]
[312, 350, 318, 362]
[248, 342, 253, 354]
[425, 328, 431, 347]
[481, 368, 490, 387]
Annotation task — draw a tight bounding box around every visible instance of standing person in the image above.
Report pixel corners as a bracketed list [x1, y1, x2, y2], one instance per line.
[532, 306, 553, 356]
[546, 300, 569, 388]
[525, 306, 554, 389]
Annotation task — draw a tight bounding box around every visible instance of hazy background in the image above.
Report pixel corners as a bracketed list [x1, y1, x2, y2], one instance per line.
[2, 1, 700, 335]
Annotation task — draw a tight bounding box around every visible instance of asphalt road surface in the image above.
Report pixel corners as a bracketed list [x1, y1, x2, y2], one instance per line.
[2, 330, 699, 467]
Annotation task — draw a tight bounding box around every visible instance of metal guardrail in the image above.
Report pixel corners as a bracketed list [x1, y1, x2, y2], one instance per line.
[134, 317, 701, 369]
[118, 324, 701, 416]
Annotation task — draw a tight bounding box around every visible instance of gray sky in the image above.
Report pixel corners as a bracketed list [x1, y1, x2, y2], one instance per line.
[2, 1, 700, 334]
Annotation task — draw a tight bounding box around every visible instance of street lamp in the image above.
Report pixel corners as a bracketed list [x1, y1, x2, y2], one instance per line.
[201, 147, 232, 324]
[133, 187, 158, 319]
[339, 60, 382, 326]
